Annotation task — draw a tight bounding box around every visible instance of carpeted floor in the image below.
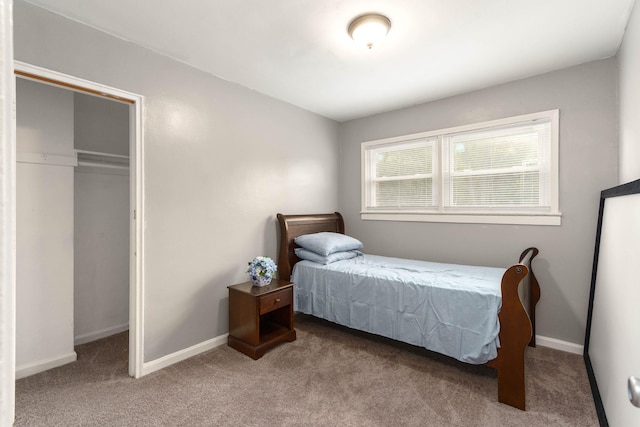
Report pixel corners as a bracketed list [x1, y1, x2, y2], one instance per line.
[15, 314, 598, 426]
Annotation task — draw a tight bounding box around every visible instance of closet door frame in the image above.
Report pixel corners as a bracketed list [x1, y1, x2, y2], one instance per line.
[1, 2, 16, 424]
[13, 61, 145, 379]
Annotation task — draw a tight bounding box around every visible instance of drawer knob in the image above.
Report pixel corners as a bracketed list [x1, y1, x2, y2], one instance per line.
[275, 298, 281, 303]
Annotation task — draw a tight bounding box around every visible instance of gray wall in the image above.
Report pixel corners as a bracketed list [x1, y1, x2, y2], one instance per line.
[619, 0, 640, 184]
[338, 59, 618, 346]
[14, 0, 339, 361]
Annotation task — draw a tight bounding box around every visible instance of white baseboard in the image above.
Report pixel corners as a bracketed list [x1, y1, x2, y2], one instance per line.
[536, 335, 583, 355]
[74, 323, 129, 346]
[16, 351, 77, 379]
[141, 333, 228, 376]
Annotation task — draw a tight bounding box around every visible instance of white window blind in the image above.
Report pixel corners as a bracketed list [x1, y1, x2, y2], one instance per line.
[361, 110, 560, 225]
[368, 139, 435, 209]
[443, 121, 551, 212]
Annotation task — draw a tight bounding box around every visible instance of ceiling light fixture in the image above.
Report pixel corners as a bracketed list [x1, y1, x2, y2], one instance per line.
[348, 14, 391, 49]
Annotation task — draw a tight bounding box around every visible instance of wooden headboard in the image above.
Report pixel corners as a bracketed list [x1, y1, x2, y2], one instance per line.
[276, 212, 345, 280]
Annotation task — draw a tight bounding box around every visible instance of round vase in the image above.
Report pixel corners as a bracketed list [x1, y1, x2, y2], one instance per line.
[252, 275, 272, 287]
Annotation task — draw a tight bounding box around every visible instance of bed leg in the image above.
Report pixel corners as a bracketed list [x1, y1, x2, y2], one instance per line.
[496, 350, 526, 410]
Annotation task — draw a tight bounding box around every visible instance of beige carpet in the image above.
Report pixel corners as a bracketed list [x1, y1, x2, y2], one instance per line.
[15, 314, 598, 426]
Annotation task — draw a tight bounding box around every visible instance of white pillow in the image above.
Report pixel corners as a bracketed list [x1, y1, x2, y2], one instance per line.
[295, 248, 362, 265]
[294, 232, 363, 256]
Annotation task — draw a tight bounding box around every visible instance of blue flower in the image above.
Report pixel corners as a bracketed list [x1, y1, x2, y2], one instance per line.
[247, 256, 277, 279]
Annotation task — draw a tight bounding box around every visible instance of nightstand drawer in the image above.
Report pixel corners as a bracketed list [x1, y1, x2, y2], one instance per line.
[259, 288, 292, 315]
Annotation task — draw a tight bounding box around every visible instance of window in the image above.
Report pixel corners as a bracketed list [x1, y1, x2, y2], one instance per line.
[361, 110, 560, 225]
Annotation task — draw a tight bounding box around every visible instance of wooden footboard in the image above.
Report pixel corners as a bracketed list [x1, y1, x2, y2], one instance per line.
[276, 212, 540, 411]
[485, 246, 539, 410]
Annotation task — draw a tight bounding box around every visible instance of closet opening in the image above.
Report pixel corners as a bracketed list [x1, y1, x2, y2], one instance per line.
[72, 93, 131, 348]
[14, 62, 144, 379]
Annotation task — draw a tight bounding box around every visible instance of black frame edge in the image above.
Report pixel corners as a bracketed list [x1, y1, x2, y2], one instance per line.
[583, 178, 640, 427]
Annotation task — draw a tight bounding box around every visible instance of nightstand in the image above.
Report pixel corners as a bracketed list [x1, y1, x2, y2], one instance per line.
[227, 279, 296, 359]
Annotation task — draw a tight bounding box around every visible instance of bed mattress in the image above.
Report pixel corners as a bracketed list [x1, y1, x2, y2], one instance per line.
[291, 254, 505, 364]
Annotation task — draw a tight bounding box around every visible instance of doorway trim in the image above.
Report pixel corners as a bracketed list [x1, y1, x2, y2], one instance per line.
[13, 60, 145, 378]
[1, 1, 16, 424]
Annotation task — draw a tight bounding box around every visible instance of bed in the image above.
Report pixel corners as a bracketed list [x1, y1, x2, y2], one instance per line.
[276, 212, 540, 410]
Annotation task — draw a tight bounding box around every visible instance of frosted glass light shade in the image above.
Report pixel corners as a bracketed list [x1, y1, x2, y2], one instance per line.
[348, 14, 391, 49]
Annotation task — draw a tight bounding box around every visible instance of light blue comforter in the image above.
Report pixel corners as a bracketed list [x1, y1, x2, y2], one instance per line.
[291, 254, 505, 364]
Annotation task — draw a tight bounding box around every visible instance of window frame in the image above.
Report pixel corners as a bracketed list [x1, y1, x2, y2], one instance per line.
[360, 110, 561, 226]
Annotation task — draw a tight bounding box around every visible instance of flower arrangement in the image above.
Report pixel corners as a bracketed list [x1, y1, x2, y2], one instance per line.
[247, 256, 277, 286]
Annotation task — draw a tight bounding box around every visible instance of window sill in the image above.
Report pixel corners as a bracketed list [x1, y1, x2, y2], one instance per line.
[361, 212, 562, 226]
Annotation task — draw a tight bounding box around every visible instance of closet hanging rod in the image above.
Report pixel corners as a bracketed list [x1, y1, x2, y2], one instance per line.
[77, 160, 129, 170]
[15, 70, 135, 104]
[75, 149, 129, 159]
[76, 150, 129, 170]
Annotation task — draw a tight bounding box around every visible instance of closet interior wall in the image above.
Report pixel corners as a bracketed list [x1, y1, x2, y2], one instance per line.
[73, 92, 130, 345]
[15, 78, 76, 377]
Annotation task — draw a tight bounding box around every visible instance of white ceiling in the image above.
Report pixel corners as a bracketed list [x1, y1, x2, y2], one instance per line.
[24, 0, 636, 122]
